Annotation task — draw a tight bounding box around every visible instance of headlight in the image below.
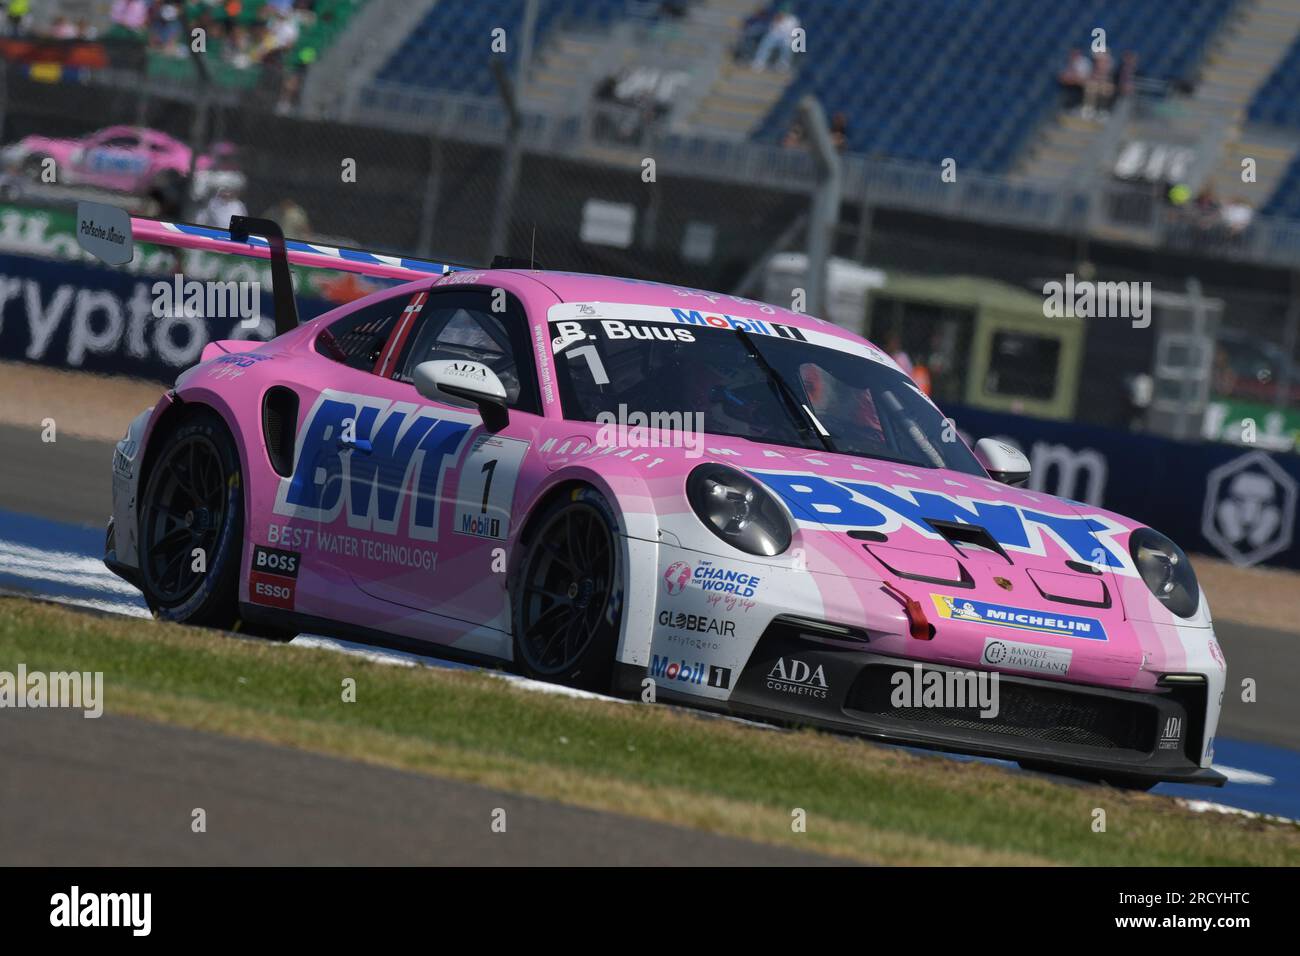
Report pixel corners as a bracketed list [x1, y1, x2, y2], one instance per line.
[1129, 528, 1200, 618]
[686, 463, 793, 556]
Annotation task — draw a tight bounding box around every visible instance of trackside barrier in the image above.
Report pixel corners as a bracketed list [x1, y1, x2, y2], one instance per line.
[0, 250, 358, 381]
[949, 404, 1300, 570]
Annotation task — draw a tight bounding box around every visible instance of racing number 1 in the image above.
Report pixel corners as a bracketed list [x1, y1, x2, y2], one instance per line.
[480, 458, 497, 514]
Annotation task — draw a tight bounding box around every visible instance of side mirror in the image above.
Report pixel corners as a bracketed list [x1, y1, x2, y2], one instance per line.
[412, 360, 509, 432]
[974, 437, 1031, 487]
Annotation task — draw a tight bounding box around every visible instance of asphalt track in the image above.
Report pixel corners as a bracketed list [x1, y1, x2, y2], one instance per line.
[0, 708, 836, 865]
[2, 424, 1299, 864]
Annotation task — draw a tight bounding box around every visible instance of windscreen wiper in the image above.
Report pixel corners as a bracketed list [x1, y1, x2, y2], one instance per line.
[735, 328, 835, 453]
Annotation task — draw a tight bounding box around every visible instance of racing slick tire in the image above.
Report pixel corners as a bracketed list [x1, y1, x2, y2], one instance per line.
[510, 488, 624, 692]
[137, 408, 289, 640]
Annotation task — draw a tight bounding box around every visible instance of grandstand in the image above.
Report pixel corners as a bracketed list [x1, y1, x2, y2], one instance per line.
[12, 0, 1300, 244]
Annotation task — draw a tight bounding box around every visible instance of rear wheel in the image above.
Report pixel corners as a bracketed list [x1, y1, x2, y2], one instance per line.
[511, 489, 623, 691]
[137, 409, 272, 634]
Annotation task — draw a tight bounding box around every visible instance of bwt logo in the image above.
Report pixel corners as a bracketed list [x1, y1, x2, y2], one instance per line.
[754, 471, 1132, 571]
[274, 390, 475, 540]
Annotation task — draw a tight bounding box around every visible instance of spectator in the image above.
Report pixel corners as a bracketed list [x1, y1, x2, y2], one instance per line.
[196, 173, 248, 229]
[1057, 48, 1091, 110]
[48, 16, 79, 39]
[830, 111, 849, 150]
[734, 4, 772, 63]
[1192, 185, 1220, 231]
[1116, 50, 1139, 102]
[1222, 196, 1254, 236]
[781, 117, 805, 148]
[110, 0, 150, 38]
[885, 332, 913, 377]
[152, 2, 184, 55]
[1081, 50, 1113, 119]
[752, 4, 799, 73]
[5, 0, 30, 36]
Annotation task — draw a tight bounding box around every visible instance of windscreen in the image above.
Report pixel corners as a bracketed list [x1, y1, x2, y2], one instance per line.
[550, 314, 985, 475]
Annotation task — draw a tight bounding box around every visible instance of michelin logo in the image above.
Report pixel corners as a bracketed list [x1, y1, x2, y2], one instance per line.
[932, 595, 1108, 641]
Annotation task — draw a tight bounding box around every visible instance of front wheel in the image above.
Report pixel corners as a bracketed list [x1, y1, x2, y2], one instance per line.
[511, 489, 624, 691]
[137, 409, 245, 629]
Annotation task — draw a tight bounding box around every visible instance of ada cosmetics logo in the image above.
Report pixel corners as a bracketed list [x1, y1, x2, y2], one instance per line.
[766, 657, 829, 699]
[981, 638, 1072, 677]
[1159, 716, 1183, 751]
[650, 654, 732, 689]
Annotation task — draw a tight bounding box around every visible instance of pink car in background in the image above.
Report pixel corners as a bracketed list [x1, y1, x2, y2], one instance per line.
[102, 219, 1227, 792]
[2, 125, 234, 197]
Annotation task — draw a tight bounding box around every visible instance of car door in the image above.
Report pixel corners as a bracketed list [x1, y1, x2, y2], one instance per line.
[78, 130, 148, 191]
[355, 286, 545, 630]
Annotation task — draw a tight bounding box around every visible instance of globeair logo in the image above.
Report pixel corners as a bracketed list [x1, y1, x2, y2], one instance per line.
[274, 390, 475, 540]
[754, 471, 1132, 572]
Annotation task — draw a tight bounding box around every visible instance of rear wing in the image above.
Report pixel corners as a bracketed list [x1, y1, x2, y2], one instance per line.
[75, 203, 473, 338]
[130, 215, 469, 336]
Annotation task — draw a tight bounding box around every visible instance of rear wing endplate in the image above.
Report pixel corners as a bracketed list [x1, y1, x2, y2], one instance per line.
[75, 201, 468, 337]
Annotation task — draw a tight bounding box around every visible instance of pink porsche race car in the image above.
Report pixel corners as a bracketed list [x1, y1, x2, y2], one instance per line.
[103, 216, 1227, 790]
[2, 125, 235, 198]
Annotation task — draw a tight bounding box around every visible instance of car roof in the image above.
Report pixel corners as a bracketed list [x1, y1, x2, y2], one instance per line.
[484, 268, 839, 337]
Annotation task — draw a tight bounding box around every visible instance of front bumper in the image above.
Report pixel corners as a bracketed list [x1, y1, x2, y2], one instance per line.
[641, 618, 1226, 787]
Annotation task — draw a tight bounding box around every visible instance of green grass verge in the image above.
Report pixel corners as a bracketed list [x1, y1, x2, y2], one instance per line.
[3, 596, 1297, 865]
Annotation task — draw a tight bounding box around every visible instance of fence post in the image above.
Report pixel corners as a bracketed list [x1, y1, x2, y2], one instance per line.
[799, 95, 841, 319]
[417, 136, 443, 257]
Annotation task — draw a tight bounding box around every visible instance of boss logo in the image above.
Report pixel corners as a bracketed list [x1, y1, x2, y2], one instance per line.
[253, 545, 300, 578]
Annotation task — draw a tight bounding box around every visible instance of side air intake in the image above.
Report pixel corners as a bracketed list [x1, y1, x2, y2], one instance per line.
[262, 387, 299, 478]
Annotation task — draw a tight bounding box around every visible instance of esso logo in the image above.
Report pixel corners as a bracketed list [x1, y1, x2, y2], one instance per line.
[255, 581, 292, 600]
[663, 561, 691, 595]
